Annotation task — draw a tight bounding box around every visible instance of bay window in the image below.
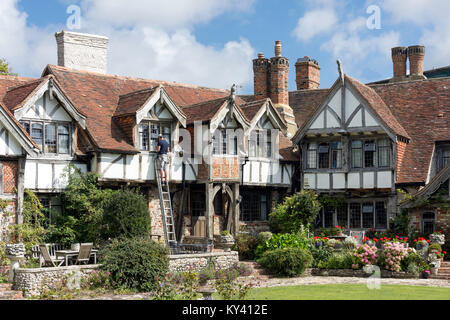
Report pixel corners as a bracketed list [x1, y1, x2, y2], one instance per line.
[248, 130, 274, 158]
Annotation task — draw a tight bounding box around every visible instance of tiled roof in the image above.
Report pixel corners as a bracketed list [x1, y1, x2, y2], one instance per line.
[371, 77, 450, 184]
[289, 88, 330, 130]
[2, 78, 47, 111]
[239, 99, 269, 121]
[115, 86, 159, 117]
[181, 96, 249, 125]
[279, 133, 297, 161]
[345, 75, 410, 140]
[43, 65, 230, 153]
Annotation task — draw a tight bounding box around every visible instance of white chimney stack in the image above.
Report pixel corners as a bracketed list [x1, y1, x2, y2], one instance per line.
[55, 30, 109, 74]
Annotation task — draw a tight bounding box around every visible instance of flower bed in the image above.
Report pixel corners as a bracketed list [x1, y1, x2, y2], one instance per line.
[311, 268, 420, 279]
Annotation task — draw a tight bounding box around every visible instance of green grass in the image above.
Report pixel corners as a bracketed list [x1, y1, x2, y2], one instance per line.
[247, 284, 450, 300]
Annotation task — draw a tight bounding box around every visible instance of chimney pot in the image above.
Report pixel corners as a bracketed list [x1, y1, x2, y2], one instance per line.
[391, 46, 408, 79]
[408, 45, 425, 76]
[295, 57, 320, 90]
[275, 41, 282, 57]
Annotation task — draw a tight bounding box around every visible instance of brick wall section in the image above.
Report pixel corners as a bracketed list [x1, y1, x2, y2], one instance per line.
[211, 157, 239, 180]
[396, 141, 407, 181]
[1, 161, 18, 194]
[408, 46, 425, 76]
[409, 207, 450, 232]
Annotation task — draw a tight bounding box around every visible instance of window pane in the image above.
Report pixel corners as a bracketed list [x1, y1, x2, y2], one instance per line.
[337, 203, 348, 228]
[352, 141, 362, 168]
[318, 143, 330, 169]
[350, 203, 361, 228]
[362, 203, 374, 228]
[240, 192, 260, 221]
[31, 123, 43, 149]
[190, 191, 206, 217]
[307, 143, 317, 169]
[45, 124, 57, 153]
[378, 139, 390, 167]
[260, 194, 268, 221]
[443, 150, 450, 167]
[364, 141, 376, 168]
[20, 122, 30, 134]
[331, 142, 342, 169]
[162, 125, 171, 149]
[221, 130, 227, 155]
[266, 131, 272, 158]
[150, 124, 159, 151]
[375, 202, 387, 228]
[323, 206, 334, 228]
[57, 125, 70, 154]
[249, 132, 257, 157]
[139, 124, 149, 151]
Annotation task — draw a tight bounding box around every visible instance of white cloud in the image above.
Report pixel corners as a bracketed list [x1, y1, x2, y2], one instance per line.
[0, 0, 256, 90]
[381, 0, 450, 69]
[293, 9, 338, 41]
[80, 0, 255, 30]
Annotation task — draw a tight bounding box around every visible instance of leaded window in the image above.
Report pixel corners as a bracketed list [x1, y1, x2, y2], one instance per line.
[139, 122, 171, 152]
[375, 201, 387, 229]
[318, 143, 330, 169]
[331, 141, 342, 169]
[443, 150, 450, 168]
[306, 143, 317, 169]
[337, 203, 348, 228]
[364, 141, 376, 168]
[190, 190, 206, 217]
[362, 202, 374, 228]
[240, 191, 269, 222]
[352, 140, 363, 168]
[350, 203, 361, 228]
[422, 212, 435, 234]
[21, 120, 71, 155]
[378, 139, 391, 167]
[323, 206, 334, 228]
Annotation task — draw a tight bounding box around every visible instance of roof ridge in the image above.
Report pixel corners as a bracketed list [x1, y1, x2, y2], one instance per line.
[240, 98, 269, 107]
[47, 64, 230, 93]
[181, 96, 229, 109]
[119, 85, 160, 99]
[369, 76, 450, 88]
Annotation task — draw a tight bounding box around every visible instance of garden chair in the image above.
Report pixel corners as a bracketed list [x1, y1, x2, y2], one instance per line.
[39, 245, 65, 267]
[349, 231, 366, 244]
[74, 243, 93, 265]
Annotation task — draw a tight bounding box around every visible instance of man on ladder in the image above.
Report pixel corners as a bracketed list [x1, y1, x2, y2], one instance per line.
[156, 134, 170, 184]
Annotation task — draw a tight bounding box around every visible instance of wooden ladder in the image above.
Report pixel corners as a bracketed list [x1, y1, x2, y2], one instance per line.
[155, 159, 178, 253]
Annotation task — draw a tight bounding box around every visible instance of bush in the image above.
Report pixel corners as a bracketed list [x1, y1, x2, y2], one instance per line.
[257, 247, 313, 277]
[101, 189, 151, 240]
[258, 232, 273, 244]
[100, 237, 169, 292]
[269, 191, 321, 234]
[428, 243, 442, 252]
[0, 242, 7, 266]
[233, 234, 259, 261]
[255, 232, 310, 258]
[317, 253, 357, 269]
[45, 215, 78, 248]
[309, 245, 333, 268]
[401, 250, 429, 273]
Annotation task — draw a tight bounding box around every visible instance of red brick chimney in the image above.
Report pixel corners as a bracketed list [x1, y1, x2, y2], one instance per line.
[253, 53, 269, 100]
[269, 41, 289, 105]
[391, 47, 407, 79]
[295, 56, 320, 90]
[408, 45, 426, 77]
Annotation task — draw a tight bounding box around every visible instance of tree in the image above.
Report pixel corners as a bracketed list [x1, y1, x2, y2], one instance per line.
[269, 190, 322, 234]
[0, 59, 17, 76]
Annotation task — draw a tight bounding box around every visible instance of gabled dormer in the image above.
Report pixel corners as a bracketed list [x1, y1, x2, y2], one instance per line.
[293, 71, 410, 191]
[3, 76, 86, 158]
[114, 85, 187, 153]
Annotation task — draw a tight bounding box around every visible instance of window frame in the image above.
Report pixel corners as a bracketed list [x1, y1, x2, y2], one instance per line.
[421, 212, 436, 234]
[248, 129, 275, 159]
[20, 119, 72, 155]
[240, 190, 270, 222]
[351, 138, 392, 169]
[138, 121, 172, 153]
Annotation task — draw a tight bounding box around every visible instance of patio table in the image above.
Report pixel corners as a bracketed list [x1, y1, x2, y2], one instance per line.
[55, 249, 98, 266]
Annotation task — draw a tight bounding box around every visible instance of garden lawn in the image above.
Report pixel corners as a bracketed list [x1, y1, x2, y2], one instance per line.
[247, 284, 450, 300]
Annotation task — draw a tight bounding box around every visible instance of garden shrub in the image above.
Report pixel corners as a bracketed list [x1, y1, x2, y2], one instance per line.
[269, 190, 321, 234]
[233, 234, 259, 260]
[379, 242, 409, 272]
[0, 242, 7, 266]
[258, 232, 273, 245]
[317, 253, 357, 270]
[257, 247, 313, 277]
[309, 245, 333, 268]
[428, 243, 442, 252]
[45, 215, 78, 248]
[101, 188, 151, 240]
[255, 232, 310, 258]
[353, 244, 378, 267]
[100, 237, 169, 292]
[401, 250, 429, 273]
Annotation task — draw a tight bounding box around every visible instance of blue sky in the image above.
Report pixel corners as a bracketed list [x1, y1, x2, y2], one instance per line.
[2, 0, 449, 94]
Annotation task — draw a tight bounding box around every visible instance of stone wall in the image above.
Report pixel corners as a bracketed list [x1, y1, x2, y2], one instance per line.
[148, 186, 165, 240]
[14, 265, 100, 297]
[169, 251, 239, 273]
[0, 200, 15, 242]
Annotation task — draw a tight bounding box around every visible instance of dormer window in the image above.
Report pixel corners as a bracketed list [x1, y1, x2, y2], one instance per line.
[20, 120, 71, 155]
[249, 130, 273, 158]
[139, 122, 171, 152]
[213, 129, 238, 156]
